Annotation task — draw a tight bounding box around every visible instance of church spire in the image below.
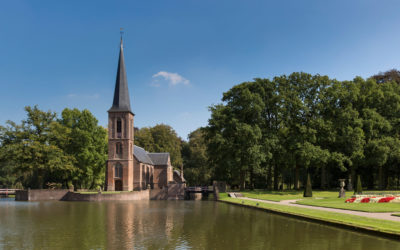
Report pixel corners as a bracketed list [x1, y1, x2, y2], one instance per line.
[108, 37, 132, 113]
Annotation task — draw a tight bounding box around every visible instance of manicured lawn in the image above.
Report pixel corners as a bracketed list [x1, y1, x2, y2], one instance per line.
[242, 190, 338, 201]
[219, 193, 400, 235]
[240, 190, 400, 212]
[296, 198, 400, 213]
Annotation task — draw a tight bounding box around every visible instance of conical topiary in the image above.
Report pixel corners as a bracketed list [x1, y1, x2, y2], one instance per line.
[354, 175, 362, 195]
[303, 173, 312, 197]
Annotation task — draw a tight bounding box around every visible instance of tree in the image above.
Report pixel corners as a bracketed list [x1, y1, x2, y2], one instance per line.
[0, 106, 74, 188]
[206, 82, 265, 190]
[135, 124, 183, 168]
[135, 127, 154, 151]
[54, 108, 107, 189]
[181, 128, 212, 186]
[0, 106, 107, 189]
[371, 69, 400, 84]
[275, 73, 331, 189]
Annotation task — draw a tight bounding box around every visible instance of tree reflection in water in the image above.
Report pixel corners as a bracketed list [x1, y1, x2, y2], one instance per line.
[0, 199, 399, 249]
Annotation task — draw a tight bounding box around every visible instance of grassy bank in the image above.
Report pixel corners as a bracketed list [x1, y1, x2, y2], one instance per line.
[296, 198, 400, 213]
[241, 190, 338, 201]
[219, 193, 400, 235]
[241, 190, 400, 213]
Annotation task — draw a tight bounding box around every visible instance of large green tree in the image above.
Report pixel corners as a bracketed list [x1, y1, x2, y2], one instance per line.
[135, 124, 183, 168]
[0, 106, 74, 188]
[0, 106, 107, 189]
[53, 108, 108, 189]
[181, 128, 212, 186]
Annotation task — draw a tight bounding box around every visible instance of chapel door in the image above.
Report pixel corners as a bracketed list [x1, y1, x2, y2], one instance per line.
[115, 180, 123, 191]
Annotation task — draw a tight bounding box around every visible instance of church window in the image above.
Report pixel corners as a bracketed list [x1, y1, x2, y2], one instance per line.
[115, 163, 122, 178]
[117, 118, 122, 138]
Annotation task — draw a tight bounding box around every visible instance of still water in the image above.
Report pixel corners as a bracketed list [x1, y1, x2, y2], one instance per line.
[0, 198, 399, 250]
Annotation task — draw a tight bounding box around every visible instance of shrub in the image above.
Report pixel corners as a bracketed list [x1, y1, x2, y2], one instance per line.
[303, 173, 312, 197]
[354, 175, 362, 195]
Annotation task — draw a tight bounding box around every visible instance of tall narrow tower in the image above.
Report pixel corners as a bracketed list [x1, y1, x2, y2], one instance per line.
[106, 38, 135, 191]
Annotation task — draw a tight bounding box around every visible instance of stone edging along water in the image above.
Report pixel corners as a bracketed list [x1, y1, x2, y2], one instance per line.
[217, 199, 400, 241]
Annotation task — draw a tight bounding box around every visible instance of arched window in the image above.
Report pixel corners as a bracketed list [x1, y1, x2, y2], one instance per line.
[117, 118, 122, 138]
[116, 143, 123, 156]
[115, 163, 122, 178]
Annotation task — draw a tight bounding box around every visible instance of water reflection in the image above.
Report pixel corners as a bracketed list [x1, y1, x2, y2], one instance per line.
[0, 199, 399, 249]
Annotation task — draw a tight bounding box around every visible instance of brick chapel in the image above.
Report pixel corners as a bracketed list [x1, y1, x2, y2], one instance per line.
[106, 38, 183, 191]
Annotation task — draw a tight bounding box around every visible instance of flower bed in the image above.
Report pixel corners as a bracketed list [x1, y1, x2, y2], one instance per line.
[345, 195, 400, 203]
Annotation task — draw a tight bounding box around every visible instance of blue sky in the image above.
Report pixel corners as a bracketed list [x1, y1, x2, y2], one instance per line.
[1, 0, 400, 139]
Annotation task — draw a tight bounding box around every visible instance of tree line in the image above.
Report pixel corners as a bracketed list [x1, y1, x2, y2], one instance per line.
[203, 70, 400, 190]
[2, 69, 400, 191]
[0, 106, 107, 189]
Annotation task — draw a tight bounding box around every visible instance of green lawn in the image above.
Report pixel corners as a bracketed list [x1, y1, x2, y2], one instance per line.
[219, 193, 400, 235]
[240, 190, 400, 212]
[296, 198, 400, 213]
[241, 190, 338, 201]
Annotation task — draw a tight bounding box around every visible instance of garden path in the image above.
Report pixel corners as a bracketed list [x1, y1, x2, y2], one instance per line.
[235, 196, 400, 222]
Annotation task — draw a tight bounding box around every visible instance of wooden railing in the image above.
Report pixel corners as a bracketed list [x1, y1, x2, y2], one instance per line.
[185, 186, 213, 193]
[0, 189, 20, 196]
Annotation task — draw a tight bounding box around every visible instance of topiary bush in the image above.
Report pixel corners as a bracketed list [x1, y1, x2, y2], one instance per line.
[354, 175, 363, 195]
[303, 173, 312, 197]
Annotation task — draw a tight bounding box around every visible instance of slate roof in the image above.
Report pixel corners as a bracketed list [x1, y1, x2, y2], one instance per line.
[133, 145, 153, 165]
[108, 38, 133, 114]
[148, 153, 170, 165]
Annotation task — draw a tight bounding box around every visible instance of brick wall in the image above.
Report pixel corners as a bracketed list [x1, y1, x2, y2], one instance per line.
[15, 189, 70, 201]
[62, 190, 150, 201]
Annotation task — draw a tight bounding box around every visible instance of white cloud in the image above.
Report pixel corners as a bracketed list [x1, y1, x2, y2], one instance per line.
[152, 71, 190, 86]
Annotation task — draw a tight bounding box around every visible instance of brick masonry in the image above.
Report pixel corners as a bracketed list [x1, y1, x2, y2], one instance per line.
[15, 189, 70, 201]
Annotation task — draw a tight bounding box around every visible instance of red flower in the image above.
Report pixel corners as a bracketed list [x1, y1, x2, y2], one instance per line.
[378, 197, 395, 203]
[346, 198, 356, 203]
[361, 198, 370, 203]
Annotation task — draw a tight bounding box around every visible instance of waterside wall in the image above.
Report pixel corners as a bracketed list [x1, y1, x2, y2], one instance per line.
[16, 186, 185, 201]
[62, 190, 150, 201]
[16, 189, 70, 201]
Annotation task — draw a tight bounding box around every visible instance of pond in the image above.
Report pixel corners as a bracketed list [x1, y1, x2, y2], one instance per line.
[0, 198, 399, 249]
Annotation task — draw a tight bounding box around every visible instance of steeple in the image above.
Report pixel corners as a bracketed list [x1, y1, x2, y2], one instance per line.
[108, 38, 133, 113]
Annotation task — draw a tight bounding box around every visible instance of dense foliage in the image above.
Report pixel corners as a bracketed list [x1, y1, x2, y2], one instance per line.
[181, 128, 211, 186]
[135, 124, 183, 168]
[204, 72, 400, 190]
[0, 106, 107, 189]
[2, 70, 400, 191]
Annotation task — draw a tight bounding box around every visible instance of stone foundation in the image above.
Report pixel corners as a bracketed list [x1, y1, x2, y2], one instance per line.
[62, 190, 149, 201]
[167, 183, 185, 200]
[150, 188, 168, 200]
[15, 186, 185, 201]
[16, 189, 70, 201]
